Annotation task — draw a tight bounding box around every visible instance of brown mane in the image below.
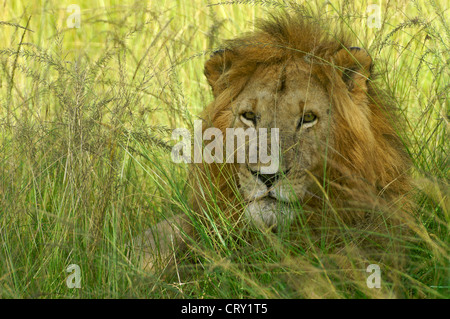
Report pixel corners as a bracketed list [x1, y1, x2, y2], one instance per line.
[191, 13, 412, 230]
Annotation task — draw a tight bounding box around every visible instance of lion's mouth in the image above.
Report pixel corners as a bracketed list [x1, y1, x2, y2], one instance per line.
[243, 195, 295, 230]
[239, 166, 310, 208]
[260, 190, 291, 202]
[243, 184, 296, 204]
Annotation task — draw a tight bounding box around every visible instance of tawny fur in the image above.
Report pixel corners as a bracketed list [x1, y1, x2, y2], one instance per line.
[138, 13, 413, 276]
[196, 14, 411, 224]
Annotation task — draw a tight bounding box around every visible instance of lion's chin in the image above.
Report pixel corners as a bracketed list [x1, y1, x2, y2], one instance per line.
[244, 197, 295, 231]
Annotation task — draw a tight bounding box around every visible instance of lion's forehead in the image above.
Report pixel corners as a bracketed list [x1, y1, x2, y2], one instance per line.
[233, 66, 330, 119]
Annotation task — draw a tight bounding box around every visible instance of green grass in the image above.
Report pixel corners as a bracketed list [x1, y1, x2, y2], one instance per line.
[0, 0, 448, 298]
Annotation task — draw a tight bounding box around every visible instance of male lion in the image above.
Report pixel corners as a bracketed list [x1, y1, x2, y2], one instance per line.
[136, 13, 412, 276]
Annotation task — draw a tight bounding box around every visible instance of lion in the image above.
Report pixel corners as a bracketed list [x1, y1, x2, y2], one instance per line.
[135, 13, 413, 278]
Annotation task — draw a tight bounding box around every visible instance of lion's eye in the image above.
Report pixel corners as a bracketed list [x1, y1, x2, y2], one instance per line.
[303, 113, 316, 123]
[240, 111, 257, 125]
[298, 112, 317, 129]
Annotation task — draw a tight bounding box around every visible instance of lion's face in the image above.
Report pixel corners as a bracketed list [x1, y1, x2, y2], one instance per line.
[201, 16, 410, 232]
[228, 61, 332, 229]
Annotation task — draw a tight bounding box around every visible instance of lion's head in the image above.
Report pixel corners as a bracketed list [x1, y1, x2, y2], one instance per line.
[193, 14, 411, 232]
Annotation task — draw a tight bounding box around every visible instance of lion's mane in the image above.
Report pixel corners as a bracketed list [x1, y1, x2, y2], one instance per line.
[191, 13, 412, 233]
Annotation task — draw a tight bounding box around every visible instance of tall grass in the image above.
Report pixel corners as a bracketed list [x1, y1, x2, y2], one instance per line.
[0, 0, 448, 298]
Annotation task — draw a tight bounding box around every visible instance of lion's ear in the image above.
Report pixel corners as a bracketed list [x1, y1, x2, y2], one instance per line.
[333, 47, 372, 93]
[204, 49, 235, 97]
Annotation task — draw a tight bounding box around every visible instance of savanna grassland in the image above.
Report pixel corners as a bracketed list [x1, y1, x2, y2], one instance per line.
[0, 0, 448, 298]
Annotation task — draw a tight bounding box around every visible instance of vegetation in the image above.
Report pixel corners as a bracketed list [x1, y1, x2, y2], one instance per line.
[0, 0, 448, 298]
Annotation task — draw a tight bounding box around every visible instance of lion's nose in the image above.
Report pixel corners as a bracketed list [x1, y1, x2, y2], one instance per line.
[250, 169, 290, 189]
